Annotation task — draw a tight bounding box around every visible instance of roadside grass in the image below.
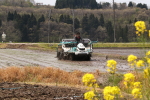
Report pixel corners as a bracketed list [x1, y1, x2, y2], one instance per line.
[93, 42, 150, 48]
[36, 42, 150, 48]
[0, 43, 58, 51]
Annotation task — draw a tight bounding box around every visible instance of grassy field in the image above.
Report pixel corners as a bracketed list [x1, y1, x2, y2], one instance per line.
[93, 42, 150, 48]
[0, 43, 58, 51]
[38, 42, 150, 48]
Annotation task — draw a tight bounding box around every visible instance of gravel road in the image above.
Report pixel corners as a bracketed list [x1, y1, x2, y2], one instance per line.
[0, 49, 149, 72]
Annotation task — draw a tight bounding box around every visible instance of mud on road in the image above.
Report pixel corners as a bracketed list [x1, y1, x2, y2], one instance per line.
[0, 48, 148, 72]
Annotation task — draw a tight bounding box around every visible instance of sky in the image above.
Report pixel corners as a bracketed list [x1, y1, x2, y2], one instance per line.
[34, 0, 150, 7]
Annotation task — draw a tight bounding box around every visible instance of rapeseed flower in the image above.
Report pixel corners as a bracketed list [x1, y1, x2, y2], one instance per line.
[127, 55, 137, 66]
[144, 57, 150, 65]
[124, 73, 135, 82]
[134, 21, 146, 34]
[145, 51, 150, 65]
[127, 55, 137, 63]
[136, 31, 140, 36]
[144, 68, 150, 78]
[106, 60, 117, 74]
[147, 59, 150, 64]
[136, 60, 144, 68]
[103, 86, 122, 100]
[132, 88, 142, 98]
[133, 82, 142, 88]
[107, 60, 117, 68]
[84, 91, 95, 100]
[146, 51, 150, 56]
[124, 73, 135, 88]
[82, 73, 96, 87]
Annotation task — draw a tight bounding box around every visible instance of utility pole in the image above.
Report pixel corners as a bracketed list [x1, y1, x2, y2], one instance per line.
[48, 9, 51, 43]
[113, 0, 116, 42]
[72, 9, 75, 38]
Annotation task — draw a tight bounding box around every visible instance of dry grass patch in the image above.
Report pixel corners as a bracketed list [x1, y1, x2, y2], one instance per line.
[0, 67, 103, 87]
[0, 66, 92, 85]
[0, 43, 7, 48]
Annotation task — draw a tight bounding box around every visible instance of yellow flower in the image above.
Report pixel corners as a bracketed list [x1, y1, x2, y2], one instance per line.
[94, 83, 99, 88]
[107, 60, 117, 68]
[144, 68, 150, 78]
[135, 29, 143, 36]
[82, 73, 96, 87]
[84, 91, 95, 100]
[149, 30, 150, 37]
[106, 60, 117, 74]
[145, 51, 150, 65]
[136, 31, 139, 34]
[147, 59, 150, 64]
[145, 57, 150, 65]
[132, 88, 142, 98]
[124, 73, 135, 88]
[134, 21, 146, 35]
[136, 60, 144, 68]
[103, 86, 122, 100]
[127, 55, 137, 62]
[133, 82, 142, 88]
[127, 55, 137, 66]
[123, 81, 128, 88]
[124, 73, 135, 81]
[146, 51, 150, 56]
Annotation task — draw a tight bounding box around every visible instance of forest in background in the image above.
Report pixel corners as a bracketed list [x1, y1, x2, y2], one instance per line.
[0, 0, 150, 42]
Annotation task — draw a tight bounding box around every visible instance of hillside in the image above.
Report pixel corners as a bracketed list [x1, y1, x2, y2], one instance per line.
[0, 1, 150, 43]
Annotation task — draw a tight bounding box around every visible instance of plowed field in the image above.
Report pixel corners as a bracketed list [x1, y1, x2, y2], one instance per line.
[0, 49, 148, 72]
[0, 82, 84, 100]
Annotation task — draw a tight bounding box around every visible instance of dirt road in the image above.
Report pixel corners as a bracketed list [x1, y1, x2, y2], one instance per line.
[0, 49, 148, 72]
